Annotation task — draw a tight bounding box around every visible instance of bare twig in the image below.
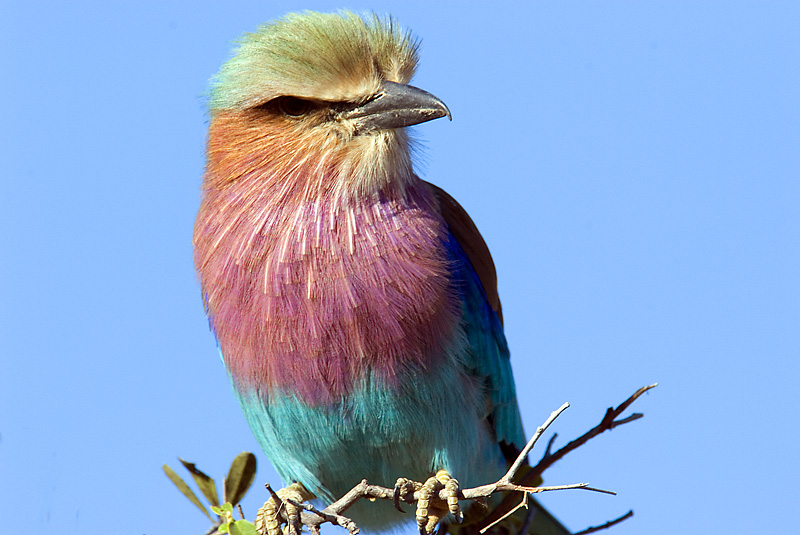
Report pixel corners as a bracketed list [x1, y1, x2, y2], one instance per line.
[264, 482, 282, 504]
[525, 384, 657, 488]
[479, 384, 655, 531]
[322, 479, 394, 515]
[517, 499, 538, 535]
[502, 403, 570, 484]
[286, 498, 359, 535]
[573, 510, 634, 535]
[543, 433, 558, 459]
[480, 491, 529, 534]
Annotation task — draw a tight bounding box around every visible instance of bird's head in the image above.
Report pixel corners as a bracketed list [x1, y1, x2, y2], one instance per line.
[205, 11, 450, 198]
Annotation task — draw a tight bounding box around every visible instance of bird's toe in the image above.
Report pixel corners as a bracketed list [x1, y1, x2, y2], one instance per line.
[255, 482, 314, 535]
[415, 470, 462, 534]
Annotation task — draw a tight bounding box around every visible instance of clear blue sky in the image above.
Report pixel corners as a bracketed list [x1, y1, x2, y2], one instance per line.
[2, 1, 798, 534]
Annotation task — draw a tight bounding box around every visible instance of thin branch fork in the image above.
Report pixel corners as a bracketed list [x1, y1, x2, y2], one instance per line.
[524, 384, 657, 489]
[475, 384, 656, 531]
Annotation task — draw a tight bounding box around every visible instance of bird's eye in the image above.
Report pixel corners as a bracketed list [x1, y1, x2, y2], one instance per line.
[276, 97, 315, 117]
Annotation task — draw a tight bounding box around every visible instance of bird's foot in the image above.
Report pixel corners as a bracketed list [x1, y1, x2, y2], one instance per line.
[255, 482, 315, 535]
[394, 470, 463, 535]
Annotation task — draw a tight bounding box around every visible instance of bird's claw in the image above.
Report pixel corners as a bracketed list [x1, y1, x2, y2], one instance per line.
[255, 482, 314, 535]
[394, 477, 422, 513]
[415, 470, 463, 535]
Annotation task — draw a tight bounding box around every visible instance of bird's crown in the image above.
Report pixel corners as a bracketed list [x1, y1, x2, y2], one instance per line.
[208, 11, 419, 112]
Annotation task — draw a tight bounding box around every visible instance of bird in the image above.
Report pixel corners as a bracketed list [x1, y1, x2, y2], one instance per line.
[194, 10, 568, 535]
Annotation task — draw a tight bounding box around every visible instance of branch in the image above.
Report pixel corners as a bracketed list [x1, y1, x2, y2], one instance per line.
[524, 383, 657, 488]
[478, 384, 656, 531]
[287, 497, 360, 535]
[573, 510, 634, 535]
[502, 403, 570, 485]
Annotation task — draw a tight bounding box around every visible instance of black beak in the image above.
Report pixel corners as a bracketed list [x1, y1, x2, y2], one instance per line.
[343, 81, 451, 134]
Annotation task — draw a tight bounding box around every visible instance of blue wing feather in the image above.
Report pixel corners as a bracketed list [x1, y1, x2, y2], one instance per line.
[444, 231, 526, 455]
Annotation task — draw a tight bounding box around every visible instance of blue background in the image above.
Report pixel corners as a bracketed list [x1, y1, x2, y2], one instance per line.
[2, 1, 797, 534]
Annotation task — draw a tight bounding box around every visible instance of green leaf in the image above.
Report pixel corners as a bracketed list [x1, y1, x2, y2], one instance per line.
[230, 520, 258, 535]
[218, 503, 234, 516]
[180, 458, 220, 507]
[224, 452, 257, 506]
[163, 464, 212, 521]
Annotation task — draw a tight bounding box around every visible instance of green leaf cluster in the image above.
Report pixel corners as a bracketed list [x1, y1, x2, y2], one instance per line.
[211, 503, 258, 535]
[163, 452, 258, 532]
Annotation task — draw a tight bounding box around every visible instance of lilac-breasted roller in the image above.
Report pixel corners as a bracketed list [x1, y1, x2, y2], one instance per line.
[194, 11, 567, 535]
